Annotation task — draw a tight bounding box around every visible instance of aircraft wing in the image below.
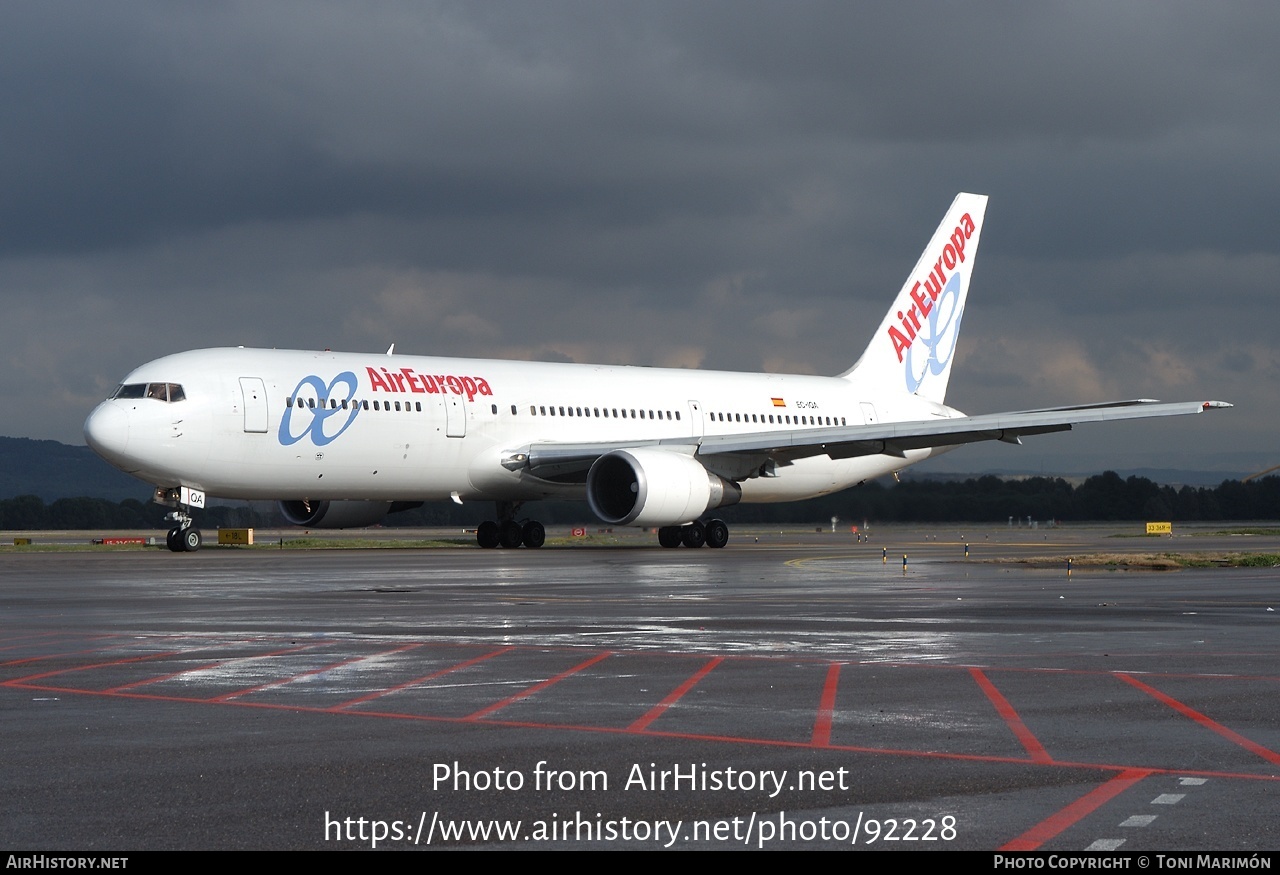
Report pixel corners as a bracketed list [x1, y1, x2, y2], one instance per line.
[516, 399, 1231, 481]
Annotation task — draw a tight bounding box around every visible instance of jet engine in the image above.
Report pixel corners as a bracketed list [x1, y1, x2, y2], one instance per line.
[278, 499, 395, 529]
[586, 448, 741, 527]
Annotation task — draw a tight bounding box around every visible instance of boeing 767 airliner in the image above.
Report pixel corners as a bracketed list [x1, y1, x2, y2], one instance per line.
[83, 193, 1230, 551]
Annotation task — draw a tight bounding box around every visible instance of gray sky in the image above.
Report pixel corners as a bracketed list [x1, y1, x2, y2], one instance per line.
[3, 2, 1275, 475]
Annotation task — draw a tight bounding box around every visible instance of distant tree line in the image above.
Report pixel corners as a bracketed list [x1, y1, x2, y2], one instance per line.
[0, 497, 269, 530]
[713, 471, 1277, 525]
[3, 472, 1278, 530]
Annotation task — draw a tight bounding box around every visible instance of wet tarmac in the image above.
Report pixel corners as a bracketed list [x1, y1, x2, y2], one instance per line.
[2, 523, 1277, 850]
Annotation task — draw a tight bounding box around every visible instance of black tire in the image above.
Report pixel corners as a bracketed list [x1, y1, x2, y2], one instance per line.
[705, 519, 729, 549]
[182, 528, 202, 552]
[499, 519, 524, 549]
[166, 528, 182, 552]
[657, 526, 682, 548]
[680, 521, 706, 548]
[477, 520, 500, 548]
[521, 520, 545, 549]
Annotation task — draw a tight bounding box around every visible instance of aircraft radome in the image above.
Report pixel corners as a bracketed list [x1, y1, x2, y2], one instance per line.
[84, 193, 1230, 552]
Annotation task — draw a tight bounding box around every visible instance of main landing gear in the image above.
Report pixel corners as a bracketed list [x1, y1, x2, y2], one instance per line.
[657, 518, 729, 549]
[476, 501, 545, 549]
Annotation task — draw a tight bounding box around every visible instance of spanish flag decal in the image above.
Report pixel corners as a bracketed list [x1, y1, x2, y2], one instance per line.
[771, 397, 786, 407]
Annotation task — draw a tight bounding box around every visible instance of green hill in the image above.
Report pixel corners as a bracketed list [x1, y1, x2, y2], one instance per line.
[0, 436, 151, 503]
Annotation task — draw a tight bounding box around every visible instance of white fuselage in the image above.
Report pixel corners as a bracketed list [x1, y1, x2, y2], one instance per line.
[81, 195, 1229, 541]
[84, 347, 951, 510]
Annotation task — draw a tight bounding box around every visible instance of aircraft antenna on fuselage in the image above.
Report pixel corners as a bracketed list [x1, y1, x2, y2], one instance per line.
[387, 343, 395, 355]
[839, 192, 988, 406]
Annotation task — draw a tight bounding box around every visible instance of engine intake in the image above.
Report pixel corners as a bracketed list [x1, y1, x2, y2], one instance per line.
[586, 449, 740, 527]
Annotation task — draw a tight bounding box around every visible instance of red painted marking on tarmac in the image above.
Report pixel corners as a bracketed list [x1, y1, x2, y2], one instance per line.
[3, 650, 188, 685]
[628, 656, 723, 732]
[970, 667, 1053, 763]
[207, 642, 388, 702]
[8, 631, 1280, 785]
[811, 662, 841, 747]
[999, 768, 1151, 851]
[1, 645, 130, 669]
[1116, 672, 1280, 765]
[105, 639, 330, 695]
[7, 673, 1280, 784]
[0, 635, 290, 674]
[105, 657, 240, 693]
[116, 642, 420, 698]
[465, 651, 613, 721]
[0, 631, 102, 651]
[333, 646, 515, 710]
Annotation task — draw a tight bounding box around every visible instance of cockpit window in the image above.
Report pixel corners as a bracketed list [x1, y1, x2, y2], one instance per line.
[112, 383, 147, 399]
[110, 382, 185, 402]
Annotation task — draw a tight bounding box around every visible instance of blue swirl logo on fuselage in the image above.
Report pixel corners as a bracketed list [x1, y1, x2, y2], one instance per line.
[904, 272, 964, 394]
[279, 372, 361, 446]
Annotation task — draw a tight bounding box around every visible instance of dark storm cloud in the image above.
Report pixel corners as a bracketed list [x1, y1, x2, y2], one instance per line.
[0, 1, 1276, 474]
[7, 3, 1274, 258]
[0, 2, 773, 256]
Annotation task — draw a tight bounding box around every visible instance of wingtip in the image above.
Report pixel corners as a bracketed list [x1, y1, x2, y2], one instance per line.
[1203, 400, 1233, 410]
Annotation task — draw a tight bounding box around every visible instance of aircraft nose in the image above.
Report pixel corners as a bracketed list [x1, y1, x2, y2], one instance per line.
[84, 403, 132, 466]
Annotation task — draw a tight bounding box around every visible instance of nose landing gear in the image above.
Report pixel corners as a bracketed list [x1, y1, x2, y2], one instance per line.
[155, 486, 204, 552]
[165, 522, 203, 552]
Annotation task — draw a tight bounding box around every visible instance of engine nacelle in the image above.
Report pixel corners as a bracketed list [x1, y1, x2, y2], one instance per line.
[277, 499, 393, 529]
[586, 448, 741, 527]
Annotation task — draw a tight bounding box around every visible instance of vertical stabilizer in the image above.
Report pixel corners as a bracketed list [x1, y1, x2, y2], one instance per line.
[840, 192, 988, 404]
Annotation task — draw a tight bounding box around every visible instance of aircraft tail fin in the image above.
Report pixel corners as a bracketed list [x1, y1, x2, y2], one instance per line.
[840, 192, 988, 404]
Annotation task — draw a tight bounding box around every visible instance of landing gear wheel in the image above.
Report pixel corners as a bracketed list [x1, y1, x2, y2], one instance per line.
[658, 526, 682, 548]
[477, 520, 500, 548]
[181, 528, 202, 552]
[704, 519, 729, 549]
[680, 521, 706, 548]
[498, 520, 524, 549]
[166, 527, 182, 552]
[521, 520, 545, 549]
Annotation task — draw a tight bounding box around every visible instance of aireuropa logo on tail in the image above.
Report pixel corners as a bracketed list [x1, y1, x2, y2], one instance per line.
[887, 211, 976, 392]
